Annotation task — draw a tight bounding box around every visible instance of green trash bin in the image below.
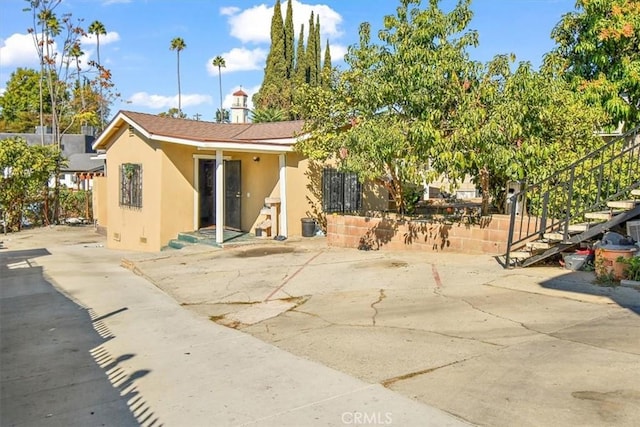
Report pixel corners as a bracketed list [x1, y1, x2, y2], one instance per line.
[301, 218, 316, 237]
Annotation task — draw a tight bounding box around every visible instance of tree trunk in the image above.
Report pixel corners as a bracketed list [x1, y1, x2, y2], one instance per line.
[480, 166, 490, 216]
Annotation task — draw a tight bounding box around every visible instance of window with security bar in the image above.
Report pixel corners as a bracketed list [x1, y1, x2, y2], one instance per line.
[119, 163, 142, 208]
[322, 168, 362, 213]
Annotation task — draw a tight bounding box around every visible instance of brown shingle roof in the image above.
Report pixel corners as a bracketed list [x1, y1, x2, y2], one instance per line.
[121, 111, 304, 143]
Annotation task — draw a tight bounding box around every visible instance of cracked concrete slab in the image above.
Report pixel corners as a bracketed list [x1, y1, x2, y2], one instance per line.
[223, 299, 300, 326]
[28, 226, 639, 427]
[388, 335, 640, 427]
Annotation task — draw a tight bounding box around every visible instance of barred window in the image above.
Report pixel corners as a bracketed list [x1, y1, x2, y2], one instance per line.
[119, 163, 142, 208]
[322, 168, 362, 213]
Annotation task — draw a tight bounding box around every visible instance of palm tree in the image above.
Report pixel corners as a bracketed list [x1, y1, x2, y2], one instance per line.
[69, 43, 86, 113]
[212, 55, 226, 123]
[170, 37, 187, 115]
[88, 21, 106, 128]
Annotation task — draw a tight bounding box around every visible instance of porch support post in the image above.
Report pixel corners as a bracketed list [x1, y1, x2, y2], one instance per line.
[215, 150, 224, 244]
[278, 154, 288, 237]
[193, 157, 198, 230]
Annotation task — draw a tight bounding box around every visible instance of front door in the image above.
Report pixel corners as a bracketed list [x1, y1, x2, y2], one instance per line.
[198, 159, 241, 230]
[198, 159, 215, 228]
[224, 160, 242, 230]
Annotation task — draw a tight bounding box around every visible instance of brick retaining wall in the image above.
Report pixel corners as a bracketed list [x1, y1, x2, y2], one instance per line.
[326, 214, 535, 255]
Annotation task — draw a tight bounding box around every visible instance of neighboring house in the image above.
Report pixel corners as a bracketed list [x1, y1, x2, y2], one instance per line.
[91, 108, 387, 252]
[0, 126, 105, 190]
[60, 152, 105, 190]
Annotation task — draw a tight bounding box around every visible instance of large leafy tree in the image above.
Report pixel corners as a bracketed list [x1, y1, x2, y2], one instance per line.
[296, 0, 606, 215]
[22, 0, 117, 222]
[550, 0, 640, 129]
[0, 137, 65, 230]
[297, 0, 480, 213]
[170, 37, 187, 115]
[0, 68, 54, 132]
[446, 56, 605, 213]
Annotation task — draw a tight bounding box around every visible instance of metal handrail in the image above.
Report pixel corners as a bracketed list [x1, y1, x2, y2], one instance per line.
[505, 126, 640, 267]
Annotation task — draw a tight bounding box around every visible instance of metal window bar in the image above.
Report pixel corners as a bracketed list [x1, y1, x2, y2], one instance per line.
[119, 163, 143, 208]
[322, 168, 362, 213]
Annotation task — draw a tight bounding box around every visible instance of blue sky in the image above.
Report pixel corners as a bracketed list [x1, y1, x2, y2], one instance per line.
[0, 0, 577, 122]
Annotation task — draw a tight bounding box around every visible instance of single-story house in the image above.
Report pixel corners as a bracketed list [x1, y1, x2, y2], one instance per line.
[92, 110, 387, 252]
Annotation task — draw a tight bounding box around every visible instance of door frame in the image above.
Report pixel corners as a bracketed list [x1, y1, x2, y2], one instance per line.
[193, 154, 233, 231]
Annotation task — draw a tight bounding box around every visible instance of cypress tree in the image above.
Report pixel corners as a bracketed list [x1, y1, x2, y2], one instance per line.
[322, 39, 332, 87]
[315, 15, 321, 86]
[255, 0, 287, 109]
[294, 24, 305, 81]
[284, 0, 294, 79]
[306, 12, 317, 86]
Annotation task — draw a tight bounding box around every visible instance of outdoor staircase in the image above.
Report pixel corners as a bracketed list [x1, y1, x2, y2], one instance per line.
[503, 126, 640, 268]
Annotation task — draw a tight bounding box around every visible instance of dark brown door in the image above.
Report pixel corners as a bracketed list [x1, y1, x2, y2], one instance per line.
[224, 160, 241, 230]
[198, 159, 215, 228]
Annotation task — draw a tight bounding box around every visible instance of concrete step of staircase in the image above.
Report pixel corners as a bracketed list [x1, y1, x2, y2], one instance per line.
[585, 210, 624, 220]
[607, 200, 639, 209]
[509, 250, 532, 259]
[631, 189, 640, 197]
[526, 241, 552, 250]
[567, 222, 597, 232]
[543, 232, 568, 242]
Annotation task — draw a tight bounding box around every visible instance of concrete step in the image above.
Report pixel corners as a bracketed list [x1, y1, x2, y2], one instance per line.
[567, 222, 596, 232]
[526, 241, 552, 250]
[544, 232, 568, 242]
[167, 239, 190, 250]
[509, 250, 532, 259]
[631, 189, 640, 197]
[176, 232, 219, 247]
[607, 200, 639, 209]
[177, 232, 201, 244]
[584, 210, 623, 220]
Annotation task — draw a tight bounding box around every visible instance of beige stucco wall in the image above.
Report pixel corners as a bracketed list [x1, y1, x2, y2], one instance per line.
[105, 127, 162, 251]
[92, 176, 108, 228]
[283, 155, 389, 236]
[158, 142, 196, 247]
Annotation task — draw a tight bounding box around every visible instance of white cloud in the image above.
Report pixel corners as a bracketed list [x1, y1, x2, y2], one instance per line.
[224, 1, 343, 44]
[220, 6, 240, 16]
[82, 32, 120, 46]
[206, 47, 267, 75]
[0, 33, 41, 68]
[128, 92, 212, 109]
[0, 31, 118, 70]
[329, 43, 347, 64]
[222, 84, 260, 110]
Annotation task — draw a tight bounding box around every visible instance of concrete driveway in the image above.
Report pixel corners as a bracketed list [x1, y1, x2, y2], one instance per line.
[125, 232, 640, 427]
[4, 226, 639, 426]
